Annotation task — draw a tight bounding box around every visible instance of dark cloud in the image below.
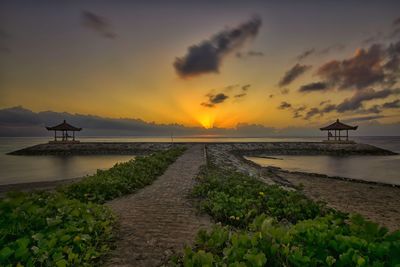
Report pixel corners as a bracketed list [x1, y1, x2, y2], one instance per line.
[241, 84, 251, 91]
[174, 16, 262, 78]
[302, 88, 400, 119]
[278, 63, 311, 87]
[336, 88, 398, 112]
[234, 93, 247, 98]
[315, 40, 400, 91]
[292, 105, 307, 118]
[296, 48, 315, 61]
[304, 104, 336, 120]
[317, 44, 386, 90]
[278, 101, 292, 110]
[298, 82, 328, 93]
[201, 93, 229, 108]
[280, 88, 290, 95]
[236, 50, 264, 58]
[223, 84, 240, 92]
[81, 10, 116, 39]
[344, 115, 386, 124]
[304, 108, 320, 120]
[319, 44, 346, 55]
[269, 94, 274, 98]
[320, 100, 331, 105]
[296, 45, 345, 61]
[382, 99, 400, 109]
[362, 32, 384, 44]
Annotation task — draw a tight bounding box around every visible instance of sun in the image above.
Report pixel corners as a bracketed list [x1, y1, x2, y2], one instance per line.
[198, 114, 215, 129]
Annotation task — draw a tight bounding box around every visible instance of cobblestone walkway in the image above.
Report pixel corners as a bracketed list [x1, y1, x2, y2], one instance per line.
[105, 145, 211, 267]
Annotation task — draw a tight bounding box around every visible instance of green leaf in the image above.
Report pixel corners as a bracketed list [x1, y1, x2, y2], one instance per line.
[0, 246, 14, 261]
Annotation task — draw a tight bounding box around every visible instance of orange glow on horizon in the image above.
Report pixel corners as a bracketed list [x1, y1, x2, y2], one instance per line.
[198, 113, 215, 129]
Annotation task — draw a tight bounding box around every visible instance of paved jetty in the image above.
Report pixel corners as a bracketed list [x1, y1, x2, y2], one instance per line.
[105, 144, 211, 267]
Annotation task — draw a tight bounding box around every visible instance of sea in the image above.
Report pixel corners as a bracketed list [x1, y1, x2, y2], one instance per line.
[0, 136, 399, 185]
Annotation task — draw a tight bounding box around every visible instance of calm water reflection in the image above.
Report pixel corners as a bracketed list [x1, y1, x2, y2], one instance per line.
[246, 155, 400, 185]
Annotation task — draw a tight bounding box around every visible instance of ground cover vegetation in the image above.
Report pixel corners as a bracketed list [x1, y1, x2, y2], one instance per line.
[181, 165, 400, 267]
[0, 147, 185, 266]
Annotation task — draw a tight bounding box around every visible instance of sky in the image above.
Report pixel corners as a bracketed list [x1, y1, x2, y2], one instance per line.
[0, 0, 399, 136]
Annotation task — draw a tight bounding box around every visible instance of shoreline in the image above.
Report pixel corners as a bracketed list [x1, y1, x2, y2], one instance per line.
[8, 141, 397, 156]
[0, 177, 82, 197]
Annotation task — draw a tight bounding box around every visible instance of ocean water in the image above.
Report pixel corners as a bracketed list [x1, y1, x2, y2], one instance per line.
[0, 136, 399, 185]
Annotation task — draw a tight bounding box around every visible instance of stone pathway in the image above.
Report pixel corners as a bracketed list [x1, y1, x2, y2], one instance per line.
[105, 145, 211, 267]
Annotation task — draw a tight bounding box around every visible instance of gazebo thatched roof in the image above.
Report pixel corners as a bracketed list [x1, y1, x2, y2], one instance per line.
[320, 119, 358, 131]
[46, 120, 82, 131]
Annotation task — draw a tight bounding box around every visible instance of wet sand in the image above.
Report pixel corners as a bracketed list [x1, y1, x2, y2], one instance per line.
[0, 178, 82, 197]
[267, 168, 400, 231]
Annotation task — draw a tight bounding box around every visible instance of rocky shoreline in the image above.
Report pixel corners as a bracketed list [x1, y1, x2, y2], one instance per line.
[9, 141, 396, 156]
[8, 142, 179, 156]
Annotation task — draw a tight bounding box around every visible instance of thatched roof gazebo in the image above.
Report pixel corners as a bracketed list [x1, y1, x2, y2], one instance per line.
[46, 120, 82, 143]
[320, 119, 358, 142]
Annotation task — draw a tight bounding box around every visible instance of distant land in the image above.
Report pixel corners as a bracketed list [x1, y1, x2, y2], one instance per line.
[0, 106, 399, 137]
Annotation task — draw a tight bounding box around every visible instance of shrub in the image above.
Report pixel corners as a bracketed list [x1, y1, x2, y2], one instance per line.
[0, 192, 114, 266]
[62, 147, 186, 203]
[182, 165, 400, 267]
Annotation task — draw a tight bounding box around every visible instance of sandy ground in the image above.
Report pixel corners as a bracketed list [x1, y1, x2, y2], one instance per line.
[0, 178, 81, 197]
[271, 169, 400, 231]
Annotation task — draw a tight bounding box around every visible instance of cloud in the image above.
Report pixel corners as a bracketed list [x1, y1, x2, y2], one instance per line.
[296, 44, 345, 61]
[316, 44, 386, 90]
[81, 10, 116, 39]
[302, 88, 400, 119]
[173, 16, 262, 78]
[201, 93, 229, 108]
[292, 105, 307, 118]
[304, 108, 321, 120]
[236, 50, 264, 58]
[382, 99, 400, 109]
[223, 84, 240, 92]
[234, 93, 247, 98]
[1, 106, 398, 137]
[278, 101, 292, 110]
[319, 44, 345, 55]
[278, 63, 311, 87]
[344, 115, 386, 123]
[241, 84, 251, 91]
[296, 48, 315, 61]
[336, 88, 398, 112]
[269, 94, 274, 98]
[315, 40, 400, 91]
[280, 88, 290, 95]
[298, 82, 329, 93]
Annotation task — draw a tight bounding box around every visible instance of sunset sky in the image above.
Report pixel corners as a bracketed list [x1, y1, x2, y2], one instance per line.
[0, 0, 399, 134]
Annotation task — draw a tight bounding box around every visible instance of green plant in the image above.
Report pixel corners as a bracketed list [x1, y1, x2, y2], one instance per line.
[192, 166, 329, 227]
[0, 147, 186, 266]
[62, 147, 186, 203]
[182, 165, 400, 267]
[0, 192, 114, 266]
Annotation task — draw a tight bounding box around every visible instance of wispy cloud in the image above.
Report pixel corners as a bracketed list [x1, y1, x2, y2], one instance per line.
[278, 63, 311, 87]
[201, 93, 229, 108]
[298, 82, 328, 93]
[81, 10, 116, 39]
